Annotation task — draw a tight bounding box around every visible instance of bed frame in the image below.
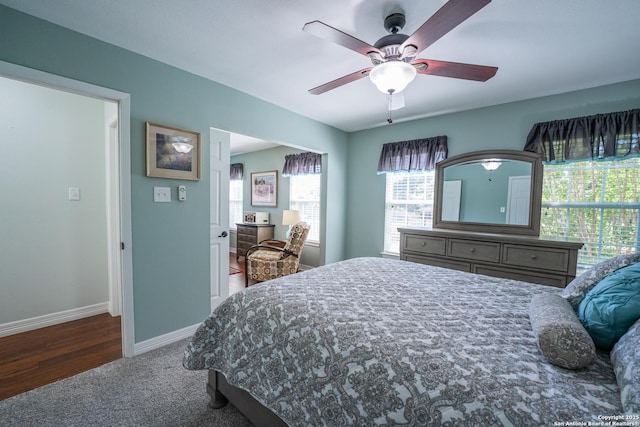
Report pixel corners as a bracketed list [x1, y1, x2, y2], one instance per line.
[207, 370, 287, 426]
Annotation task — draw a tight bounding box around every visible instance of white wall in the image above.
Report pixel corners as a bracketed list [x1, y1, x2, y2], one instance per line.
[0, 77, 109, 324]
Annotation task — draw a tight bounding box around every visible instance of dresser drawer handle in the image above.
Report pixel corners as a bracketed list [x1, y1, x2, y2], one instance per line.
[531, 255, 537, 260]
[469, 248, 476, 253]
[421, 242, 426, 246]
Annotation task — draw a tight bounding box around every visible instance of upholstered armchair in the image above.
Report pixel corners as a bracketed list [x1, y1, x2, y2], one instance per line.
[245, 222, 310, 286]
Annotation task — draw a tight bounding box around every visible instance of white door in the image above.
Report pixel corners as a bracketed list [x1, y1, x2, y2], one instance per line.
[442, 180, 462, 221]
[506, 176, 531, 225]
[210, 128, 230, 310]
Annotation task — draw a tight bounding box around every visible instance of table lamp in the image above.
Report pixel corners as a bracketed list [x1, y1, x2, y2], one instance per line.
[282, 210, 300, 238]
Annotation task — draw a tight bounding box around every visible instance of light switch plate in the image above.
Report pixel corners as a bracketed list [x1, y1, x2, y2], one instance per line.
[68, 187, 81, 201]
[154, 186, 171, 202]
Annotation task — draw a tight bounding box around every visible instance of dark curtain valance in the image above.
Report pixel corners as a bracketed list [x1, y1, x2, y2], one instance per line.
[282, 152, 322, 177]
[377, 136, 448, 173]
[524, 109, 640, 162]
[230, 163, 244, 180]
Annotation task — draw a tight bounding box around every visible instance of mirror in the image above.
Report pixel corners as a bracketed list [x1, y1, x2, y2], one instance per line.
[433, 150, 543, 235]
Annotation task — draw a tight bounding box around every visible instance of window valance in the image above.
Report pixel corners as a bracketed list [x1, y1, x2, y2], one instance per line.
[524, 109, 640, 162]
[282, 152, 322, 177]
[230, 163, 244, 180]
[377, 136, 448, 173]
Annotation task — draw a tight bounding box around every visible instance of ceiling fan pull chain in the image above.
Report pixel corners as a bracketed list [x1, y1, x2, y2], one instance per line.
[387, 91, 393, 124]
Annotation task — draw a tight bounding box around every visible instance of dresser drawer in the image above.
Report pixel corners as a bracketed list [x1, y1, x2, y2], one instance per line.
[502, 244, 569, 272]
[403, 254, 471, 272]
[237, 234, 255, 243]
[236, 225, 258, 237]
[403, 235, 446, 255]
[448, 239, 500, 263]
[474, 264, 568, 288]
[237, 240, 253, 250]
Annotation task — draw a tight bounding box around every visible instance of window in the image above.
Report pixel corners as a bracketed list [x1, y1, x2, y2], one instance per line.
[384, 171, 435, 254]
[229, 179, 243, 229]
[289, 174, 320, 243]
[540, 157, 640, 269]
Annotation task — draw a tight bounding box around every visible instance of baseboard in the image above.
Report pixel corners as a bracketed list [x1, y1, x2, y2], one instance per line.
[0, 302, 110, 338]
[133, 322, 200, 356]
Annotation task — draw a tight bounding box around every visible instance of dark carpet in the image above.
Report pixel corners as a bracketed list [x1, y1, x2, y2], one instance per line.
[0, 339, 253, 427]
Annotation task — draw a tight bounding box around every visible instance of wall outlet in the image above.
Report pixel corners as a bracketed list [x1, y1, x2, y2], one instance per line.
[154, 187, 171, 202]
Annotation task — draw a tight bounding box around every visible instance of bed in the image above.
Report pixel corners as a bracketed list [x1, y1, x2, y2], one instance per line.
[183, 257, 634, 426]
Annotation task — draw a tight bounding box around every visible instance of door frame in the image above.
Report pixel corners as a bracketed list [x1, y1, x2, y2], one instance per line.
[0, 60, 135, 357]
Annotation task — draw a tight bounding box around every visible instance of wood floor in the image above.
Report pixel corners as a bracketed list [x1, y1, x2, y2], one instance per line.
[229, 251, 248, 294]
[1, 253, 245, 402]
[0, 312, 122, 401]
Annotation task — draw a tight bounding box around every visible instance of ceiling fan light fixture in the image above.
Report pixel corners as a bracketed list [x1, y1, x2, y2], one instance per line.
[482, 160, 502, 171]
[369, 61, 417, 94]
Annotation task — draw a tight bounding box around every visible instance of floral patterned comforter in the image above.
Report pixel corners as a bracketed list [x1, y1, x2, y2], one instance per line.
[183, 257, 621, 426]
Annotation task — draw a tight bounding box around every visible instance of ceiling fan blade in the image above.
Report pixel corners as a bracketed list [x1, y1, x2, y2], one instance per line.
[401, 0, 491, 55]
[309, 67, 372, 95]
[413, 58, 497, 81]
[303, 21, 382, 57]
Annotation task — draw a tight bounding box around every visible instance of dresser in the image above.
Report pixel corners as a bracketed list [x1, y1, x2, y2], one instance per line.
[399, 227, 583, 288]
[236, 223, 275, 261]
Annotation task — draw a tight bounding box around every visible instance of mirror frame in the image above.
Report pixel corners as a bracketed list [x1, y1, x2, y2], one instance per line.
[433, 149, 543, 235]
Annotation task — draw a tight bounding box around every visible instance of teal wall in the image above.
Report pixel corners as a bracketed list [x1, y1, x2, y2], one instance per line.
[0, 6, 348, 342]
[346, 79, 640, 258]
[231, 146, 304, 240]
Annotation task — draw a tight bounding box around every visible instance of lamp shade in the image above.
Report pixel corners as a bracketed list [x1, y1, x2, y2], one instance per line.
[282, 210, 300, 226]
[369, 61, 417, 94]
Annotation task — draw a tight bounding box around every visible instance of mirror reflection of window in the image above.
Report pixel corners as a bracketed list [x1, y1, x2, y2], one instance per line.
[442, 180, 462, 221]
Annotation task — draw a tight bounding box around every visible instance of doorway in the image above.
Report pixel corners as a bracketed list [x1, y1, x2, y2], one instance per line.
[0, 61, 134, 356]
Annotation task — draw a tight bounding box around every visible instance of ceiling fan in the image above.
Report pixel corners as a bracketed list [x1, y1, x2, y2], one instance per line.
[303, 0, 498, 121]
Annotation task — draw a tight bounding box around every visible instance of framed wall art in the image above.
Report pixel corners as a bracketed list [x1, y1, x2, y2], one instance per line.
[251, 170, 278, 207]
[146, 122, 201, 180]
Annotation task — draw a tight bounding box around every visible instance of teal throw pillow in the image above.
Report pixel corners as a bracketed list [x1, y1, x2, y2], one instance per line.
[577, 262, 640, 350]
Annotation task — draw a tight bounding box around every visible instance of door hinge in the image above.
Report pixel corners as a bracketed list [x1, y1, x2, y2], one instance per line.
[121, 242, 125, 250]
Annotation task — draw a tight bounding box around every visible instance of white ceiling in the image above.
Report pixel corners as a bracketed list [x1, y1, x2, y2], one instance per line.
[3, 0, 639, 134]
[229, 133, 280, 156]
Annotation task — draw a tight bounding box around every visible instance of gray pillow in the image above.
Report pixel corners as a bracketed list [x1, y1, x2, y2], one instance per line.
[562, 253, 640, 310]
[529, 293, 596, 369]
[611, 318, 640, 414]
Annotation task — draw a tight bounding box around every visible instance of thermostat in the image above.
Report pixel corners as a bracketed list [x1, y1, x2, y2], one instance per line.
[178, 185, 186, 201]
